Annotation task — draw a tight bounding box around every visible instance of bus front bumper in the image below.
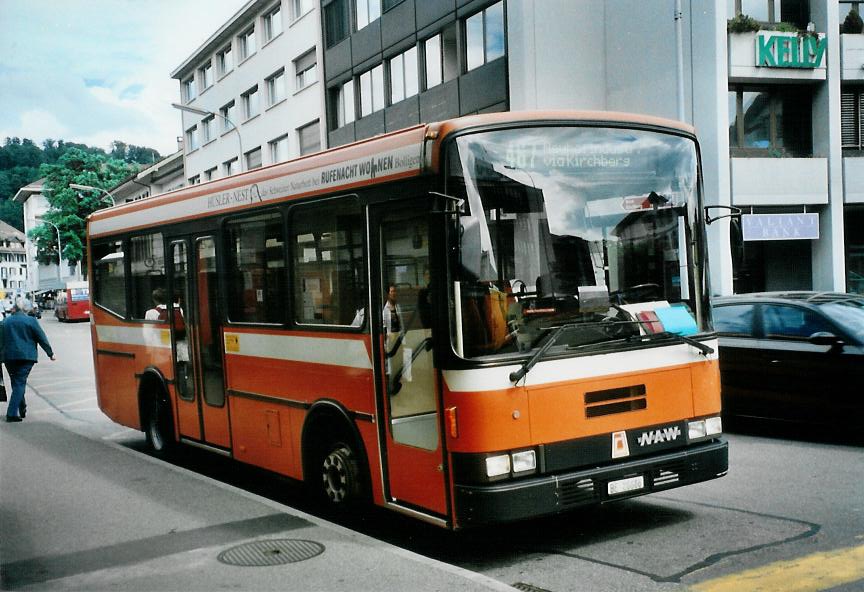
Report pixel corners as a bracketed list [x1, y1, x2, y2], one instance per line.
[453, 439, 728, 527]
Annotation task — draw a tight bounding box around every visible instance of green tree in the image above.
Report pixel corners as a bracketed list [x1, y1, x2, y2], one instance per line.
[30, 148, 136, 271]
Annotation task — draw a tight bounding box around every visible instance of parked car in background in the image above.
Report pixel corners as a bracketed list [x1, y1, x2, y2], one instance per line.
[712, 292, 864, 428]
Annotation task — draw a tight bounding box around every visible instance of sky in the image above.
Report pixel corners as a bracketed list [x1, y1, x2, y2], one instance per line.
[0, 0, 247, 157]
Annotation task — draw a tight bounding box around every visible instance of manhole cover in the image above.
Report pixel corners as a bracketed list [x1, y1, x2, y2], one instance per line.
[217, 539, 325, 567]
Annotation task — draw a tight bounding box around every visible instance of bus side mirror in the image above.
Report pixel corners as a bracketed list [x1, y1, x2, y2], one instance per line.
[429, 192, 466, 216]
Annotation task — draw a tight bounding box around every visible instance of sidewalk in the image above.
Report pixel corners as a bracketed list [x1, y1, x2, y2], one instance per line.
[0, 419, 514, 591]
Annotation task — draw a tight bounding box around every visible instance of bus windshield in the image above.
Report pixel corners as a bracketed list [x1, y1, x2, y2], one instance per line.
[446, 125, 703, 359]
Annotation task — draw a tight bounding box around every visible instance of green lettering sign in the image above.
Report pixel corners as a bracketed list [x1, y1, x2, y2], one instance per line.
[755, 33, 826, 69]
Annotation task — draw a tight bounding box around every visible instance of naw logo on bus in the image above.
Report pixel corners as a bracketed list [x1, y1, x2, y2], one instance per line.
[637, 426, 681, 447]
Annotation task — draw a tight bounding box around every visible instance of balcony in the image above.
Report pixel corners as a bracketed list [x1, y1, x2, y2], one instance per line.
[731, 157, 828, 205]
[841, 34, 864, 81]
[844, 157, 864, 203]
[729, 31, 827, 83]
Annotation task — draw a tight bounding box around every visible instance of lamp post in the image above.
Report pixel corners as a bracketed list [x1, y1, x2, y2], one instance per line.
[171, 102, 244, 172]
[35, 216, 62, 284]
[69, 183, 117, 206]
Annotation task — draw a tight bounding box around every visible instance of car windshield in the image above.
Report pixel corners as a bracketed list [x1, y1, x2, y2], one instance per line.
[818, 299, 864, 339]
[446, 125, 705, 359]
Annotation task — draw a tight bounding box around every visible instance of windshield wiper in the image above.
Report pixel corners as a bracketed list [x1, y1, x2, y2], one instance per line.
[648, 331, 714, 356]
[509, 323, 577, 384]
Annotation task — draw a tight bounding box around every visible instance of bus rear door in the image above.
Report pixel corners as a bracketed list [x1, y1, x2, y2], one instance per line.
[168, 237, 231, 449]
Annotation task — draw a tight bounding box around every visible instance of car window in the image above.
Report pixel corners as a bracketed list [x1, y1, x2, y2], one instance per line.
[761, 304, 833, 340]
[818, 300, 864, 339]
[712, 304, 755, 336]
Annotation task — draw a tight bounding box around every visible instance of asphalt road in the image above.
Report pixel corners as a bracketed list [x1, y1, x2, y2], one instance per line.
[18, 315, 864, 592]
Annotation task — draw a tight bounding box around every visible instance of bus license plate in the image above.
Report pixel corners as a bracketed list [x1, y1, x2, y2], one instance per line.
[607, 475, 645, 496]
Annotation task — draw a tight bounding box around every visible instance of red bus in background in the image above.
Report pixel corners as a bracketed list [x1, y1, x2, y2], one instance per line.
[55, 280, 90, 322]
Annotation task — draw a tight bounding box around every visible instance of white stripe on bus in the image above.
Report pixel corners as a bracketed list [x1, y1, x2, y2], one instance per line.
[443, 341, 718, 392]
[96, 325, 172, 349]
[223, 332, 372, 370]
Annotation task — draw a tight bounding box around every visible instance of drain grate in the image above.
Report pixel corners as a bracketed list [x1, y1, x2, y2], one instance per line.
[513, 583, 554, 592]
[217, 539, 325, 567]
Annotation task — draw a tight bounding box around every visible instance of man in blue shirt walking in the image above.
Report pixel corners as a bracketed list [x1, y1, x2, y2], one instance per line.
[4, 298, 55, 422]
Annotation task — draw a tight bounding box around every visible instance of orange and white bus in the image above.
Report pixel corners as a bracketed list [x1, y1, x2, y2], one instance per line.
[87, 111, 727, 528]
[54, 280, 91, 322]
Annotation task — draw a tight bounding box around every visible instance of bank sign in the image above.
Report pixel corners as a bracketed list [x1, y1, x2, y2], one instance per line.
[756, 33, 826, 69]
[742, 213, 820, 241]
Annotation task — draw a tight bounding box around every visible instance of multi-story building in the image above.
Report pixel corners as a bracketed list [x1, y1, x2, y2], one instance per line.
[12, 179, 71, 293]
[319, 0, 864, 296]
[171, 0, 325, 184]
[108, 149, 185, 204]
[0, 221, 28, 300]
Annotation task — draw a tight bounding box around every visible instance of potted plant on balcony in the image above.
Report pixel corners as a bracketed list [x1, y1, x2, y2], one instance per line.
[841, 8, 863, 34]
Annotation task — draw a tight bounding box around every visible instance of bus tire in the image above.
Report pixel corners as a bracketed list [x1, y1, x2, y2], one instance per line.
[143, 393, 176, 459]
[316, 439, 365, 509]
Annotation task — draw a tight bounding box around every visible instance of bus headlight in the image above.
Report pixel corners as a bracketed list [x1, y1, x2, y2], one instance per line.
[511, 450, 537, 473]
[485, 454, 511, 478]
[688, 416, 722, 440]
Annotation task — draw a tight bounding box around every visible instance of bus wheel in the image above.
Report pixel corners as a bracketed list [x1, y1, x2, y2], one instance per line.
[319, 442, 363, 508]
[143, 394, 175, 458]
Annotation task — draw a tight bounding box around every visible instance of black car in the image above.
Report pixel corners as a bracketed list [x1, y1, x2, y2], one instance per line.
[712, 292, 864, 428]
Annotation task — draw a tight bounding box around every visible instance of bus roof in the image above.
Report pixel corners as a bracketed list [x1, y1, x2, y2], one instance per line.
[88, 110, 695, 239]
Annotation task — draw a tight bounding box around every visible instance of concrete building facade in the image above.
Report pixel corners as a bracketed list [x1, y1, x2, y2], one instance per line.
[318, 0, 864, 296]
[171, 0, 325, 184]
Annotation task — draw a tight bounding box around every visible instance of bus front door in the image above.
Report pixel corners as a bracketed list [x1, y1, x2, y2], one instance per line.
[373, 203, 448, 518]
[169, 237, 231, 450]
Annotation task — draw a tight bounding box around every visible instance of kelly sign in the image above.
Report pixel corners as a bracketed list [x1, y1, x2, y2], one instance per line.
[755, 33, 826, 69]
[742, 213, 820, 241]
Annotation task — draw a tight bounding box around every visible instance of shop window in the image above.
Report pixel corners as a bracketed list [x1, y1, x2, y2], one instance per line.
[292, 201, 366, 326]
[226, 212, 285, 324]
[93, 240, 127, 316]
[728, 85, 812, 157]
[841, 87, 864, 152]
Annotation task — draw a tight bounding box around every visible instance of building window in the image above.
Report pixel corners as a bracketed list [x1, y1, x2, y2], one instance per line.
[242, 86, 260, 119]
[465, 1, 505, 72]
[359, 64, 384, 117]
[264, 5, 283, 42]
[293, 0, 314, 19]
[224, 158, 239, 176]
[731, 0, 810, 28]
[199, 61, 213, 90]
[270, 134, 290, 162]
[332, 80, 356, 128]
[204, 167, 217, 181]
[266, 69, 286, 106]
[201, 116, 215, 143]
[217, 45, 233, 76]
[294, 49, 317, 91]
[298, 120, 320, 155]
[238, 27, 256, 60]
[325, 0, 349, 47]
[356, 0, 381, 30]
[728, 85, 813, 157]
[246, 147, 263, 170]
[185, 125, 199, 151]
[182, 77, 197, 102]
[389, 46, 418, 104]
[188, 175, 201, 185]
[424, 35, 443, 89]
[220, 101, 236, 131]
[226, 212, 286, 324]
[841, 87, 864, 151]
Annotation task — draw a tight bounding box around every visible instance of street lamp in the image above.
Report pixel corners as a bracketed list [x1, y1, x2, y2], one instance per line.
[35, 216, 62, 284]
[171, 102, 244, 172]
[69, 183, 117, 206]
